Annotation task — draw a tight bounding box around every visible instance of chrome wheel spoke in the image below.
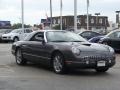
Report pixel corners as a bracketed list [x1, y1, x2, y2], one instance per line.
[53, 55, 63, 72]
[16, 50, 22, 63]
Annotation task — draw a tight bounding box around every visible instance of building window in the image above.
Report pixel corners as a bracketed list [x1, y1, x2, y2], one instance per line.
[77, 18, 81, 24]
[64, 19, 66, 25]
[99, 18, 102, 24]
[58, 19, 60, 24]
[53, 19, 56, 24]
[85, 19, 87, 23]
[91, 18, 94, 23]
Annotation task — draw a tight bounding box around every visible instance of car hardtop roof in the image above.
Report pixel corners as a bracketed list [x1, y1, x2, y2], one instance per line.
[77, 30, 100, 34]
[35, 30, 66, 33]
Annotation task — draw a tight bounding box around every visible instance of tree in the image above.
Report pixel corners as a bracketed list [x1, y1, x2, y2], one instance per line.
[53, 24, 65, 30]
[12, 23, 31, 29]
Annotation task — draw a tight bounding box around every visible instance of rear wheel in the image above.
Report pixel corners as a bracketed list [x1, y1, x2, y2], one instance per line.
[52, 53, 66, 74]
[15, 48, 27, 65]
[95, 67, 109, 72]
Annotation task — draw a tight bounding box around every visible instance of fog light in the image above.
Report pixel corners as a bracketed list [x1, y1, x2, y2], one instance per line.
[109, 60, 112, 63]
[86, 61, 89, 64]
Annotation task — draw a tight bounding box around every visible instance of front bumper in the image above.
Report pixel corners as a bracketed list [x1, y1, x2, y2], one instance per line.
[2, 36, 13, 41]
[65, 55, 116, 69]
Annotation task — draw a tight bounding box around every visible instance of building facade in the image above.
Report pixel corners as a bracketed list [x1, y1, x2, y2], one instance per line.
[41, 15, 109, 30]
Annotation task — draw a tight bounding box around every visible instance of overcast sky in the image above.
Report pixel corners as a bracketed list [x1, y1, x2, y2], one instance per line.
[0, 0, 120, 25]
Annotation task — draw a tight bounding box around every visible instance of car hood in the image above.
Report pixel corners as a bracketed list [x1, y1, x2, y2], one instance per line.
[2, 33, 16, 37]
[54, 42, 109, 53]
[74, 42, 109, 52]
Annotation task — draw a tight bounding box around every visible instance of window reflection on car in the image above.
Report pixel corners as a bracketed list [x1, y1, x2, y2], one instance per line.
[46, 31, 87, 42]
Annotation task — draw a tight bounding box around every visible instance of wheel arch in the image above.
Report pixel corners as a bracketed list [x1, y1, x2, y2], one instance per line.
[50, 50, 65, 64]
[15, 46, 21, 55]
[13, 36, 19, 41]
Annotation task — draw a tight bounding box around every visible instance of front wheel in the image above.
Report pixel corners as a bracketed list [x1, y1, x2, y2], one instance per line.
[14, 37, 19, 42]
[95, 67, 109, 72]
[15, 48, 27, 65]
[52, 53, 66, 74]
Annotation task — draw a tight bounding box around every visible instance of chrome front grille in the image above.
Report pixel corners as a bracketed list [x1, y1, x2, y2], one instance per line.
[81, 56, 113, 61]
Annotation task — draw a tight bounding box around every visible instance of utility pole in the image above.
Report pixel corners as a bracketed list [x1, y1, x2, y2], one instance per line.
[21, 0, 24, 31]
[50, 0, 53, 29]
[74, 0, 77, 32]
[116, 11, 120, 29]
[60, 0, 63, 30]
[87, 0, 89, 30]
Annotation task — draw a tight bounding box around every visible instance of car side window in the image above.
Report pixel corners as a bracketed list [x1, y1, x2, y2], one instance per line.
[30, 32, 44, 41]
[25, 29, 32, 33]
[116, 32, 120, 38]
[108, 31, 120, 39]
[92, 32, 100, 37]
[81, 32, 91, 37]
[17, 30, 22, 34]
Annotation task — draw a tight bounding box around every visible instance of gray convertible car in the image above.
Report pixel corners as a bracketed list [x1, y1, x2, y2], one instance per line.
[11, 30, 116, 74]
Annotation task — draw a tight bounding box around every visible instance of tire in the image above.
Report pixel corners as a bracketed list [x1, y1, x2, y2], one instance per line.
[15, 48, 27, 65]
[95, 67, 109, 72]
[52, 53, 66, 74]
[13, 37, 19, 42]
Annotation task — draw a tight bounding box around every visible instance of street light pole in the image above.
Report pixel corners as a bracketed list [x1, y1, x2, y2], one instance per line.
[87, 0, 89, 30]
[50, 0, 53, 29]
[95, 13, 100, 29]
[74, 0, 77, 32]
[21, 0, 24, 30]
[60, 0, 63, 30]
[116, 11, 120, 29]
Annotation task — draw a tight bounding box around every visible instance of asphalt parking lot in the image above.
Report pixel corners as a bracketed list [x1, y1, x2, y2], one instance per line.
[0, 43, 120, 90]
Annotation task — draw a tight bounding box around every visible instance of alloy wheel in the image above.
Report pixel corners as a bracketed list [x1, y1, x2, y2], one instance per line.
[16, 49, 22, 64]
[53, 54, 65, 74]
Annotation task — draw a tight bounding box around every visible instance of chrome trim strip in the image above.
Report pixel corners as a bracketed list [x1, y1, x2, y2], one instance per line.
[23, 53, 51, 60]
[44, 31, 48, 43]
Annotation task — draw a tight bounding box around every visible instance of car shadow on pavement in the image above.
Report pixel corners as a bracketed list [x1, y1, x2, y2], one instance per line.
[9, 62, 113, 77]
[65, 69, 111, 76]
[23, 63, 111, 76]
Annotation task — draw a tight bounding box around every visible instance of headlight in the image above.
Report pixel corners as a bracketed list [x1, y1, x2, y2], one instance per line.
[72, 47, 81, 55]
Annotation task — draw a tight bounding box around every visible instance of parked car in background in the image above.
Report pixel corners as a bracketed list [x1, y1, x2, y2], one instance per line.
[77, 30, 102, 40]
[89, 36, 104, 43]
[2, 28, 33, 42]
[99, 30, 120, 51]
[0, 29, 12, 42]
[12, 30, 115, 74]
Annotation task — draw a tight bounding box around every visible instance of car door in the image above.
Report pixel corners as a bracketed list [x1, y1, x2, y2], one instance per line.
[19, 29, 32, 40]
[24, 29, 33, 38]
[24, 32, 52, 64]
[107, 31, 120, 50]
[18, 29, 24, 40]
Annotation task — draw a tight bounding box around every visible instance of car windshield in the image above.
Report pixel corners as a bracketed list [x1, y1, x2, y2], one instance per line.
[0, 29, 12, 33]
[10, 29, 21, 33]
[0, 30, 5, 33]
[46, 31, 87, 42]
